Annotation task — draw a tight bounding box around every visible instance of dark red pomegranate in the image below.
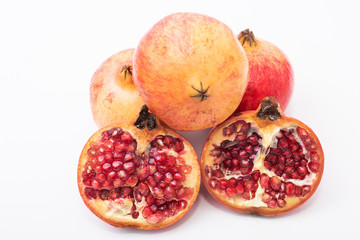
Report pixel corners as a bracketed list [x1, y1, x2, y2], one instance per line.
[78, 112, 200, 230]
[235, 29, 294, 113]
[201, 97, 324, 216]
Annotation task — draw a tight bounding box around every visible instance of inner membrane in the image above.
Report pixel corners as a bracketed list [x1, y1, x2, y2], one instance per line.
[205, 120, 318, 209]
[81, 128, 194, 224]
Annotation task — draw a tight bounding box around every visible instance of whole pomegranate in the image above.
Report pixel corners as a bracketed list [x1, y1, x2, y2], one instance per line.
[90, 49, 145, 128]
[201, 97, 323, 216]
[235, 29, 294, 113]
[133, 13, 248, 131]
[78, 111, 200, 230]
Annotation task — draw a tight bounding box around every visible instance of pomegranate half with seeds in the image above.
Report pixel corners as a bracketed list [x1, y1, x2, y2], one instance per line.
[78, 115, 200, 229]
[201, 97, 324, 216]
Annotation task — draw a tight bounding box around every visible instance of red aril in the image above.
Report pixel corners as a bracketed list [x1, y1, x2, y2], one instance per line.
[235, 29, 294, 113]
[201, 97, 324, 216]
[78, 117, 200, 229]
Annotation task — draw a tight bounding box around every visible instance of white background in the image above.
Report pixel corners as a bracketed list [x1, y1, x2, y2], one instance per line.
[1, 0, 359, 239]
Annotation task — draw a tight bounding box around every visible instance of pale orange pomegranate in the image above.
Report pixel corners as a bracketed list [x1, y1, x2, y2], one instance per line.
[133, 13, 248, 131]
[90, 49, 145, 128]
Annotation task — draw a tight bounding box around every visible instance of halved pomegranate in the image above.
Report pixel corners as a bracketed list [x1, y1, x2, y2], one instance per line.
[78, 114, 200, 229]
[201, 97, 324, 216]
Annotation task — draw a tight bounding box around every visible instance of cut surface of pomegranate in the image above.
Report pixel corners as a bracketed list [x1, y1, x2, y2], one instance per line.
[78, 123, 200, 230]
[201, 97, 324, 216]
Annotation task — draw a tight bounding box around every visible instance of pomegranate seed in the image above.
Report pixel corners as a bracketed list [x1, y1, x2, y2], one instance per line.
[97, 155, 106, 164]
[294, 186, 302, 197]
[310, 152, 320, 163]
[96, 173, 106, 182]
[285, 182, 295, 196]
[158, 181, 167, 189]
[262, 193, 272, 203]
[174, 140, 184, 152]
[142, 207, 152, 218]
[112, 161, 122, 171]
[242, 191, 252, 200]
[297, 166, 308, 176]
[278, 138, 288, 149]
[169, 180, 178, 187]
[174, 173, 183, 181]
[309, 162, 320, 173]
[166, 155, 176, 167]
[236, 183, 244, 195]
[302, 186, 311, 197]
[176, 186, 186, 198]
[209, 178, 217, 189]
[277, 199, 286, 208]
[123, 161, 135, 172]
[150, 205, 157, 213]
[99, 189, 109, 200]
[212, 169, 224, 178]
[125, 175, 138, 186]
[121, 187, 132, 197]
[225, 187, 236, 197]
[154, 154, 166, 164]
[153, 187, 164, 198]
[120, 132, 133, 142]
[137, 165, 150, 180]
[91, 179, 101, 189]
[146, 212, 164, 224]
[114, 142, 126, 152]
[218, 179, 228, 190]
[118, 169, 129, 179]
[267, 199, 277, 208]
[87, 148, 97, 157]
[102, 163, 112, 173]
[124, 152, 135, 162]
[179, 200, 187, 209]
[270, 177, 282, 190]
[164, 186, 175, 198]
[296, 127, 308, 138]
[252, 170, 260, 181]
[113, 151, 124, 159]
[164, 172, 173, 183]
[85, 187, 97, 199]
[103, 181, 111, 188]
[148, 165, 157, 175]
[146, 176, 156, 187]
[113, 178, 124, 187]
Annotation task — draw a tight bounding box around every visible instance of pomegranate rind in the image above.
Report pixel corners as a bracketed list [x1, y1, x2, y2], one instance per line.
[201, 108, 324, 216]
[235, 36, 294, 113]
[78, 123, 200, 230]
[133, 12, 248, 131]
[90, 49, 146, 128]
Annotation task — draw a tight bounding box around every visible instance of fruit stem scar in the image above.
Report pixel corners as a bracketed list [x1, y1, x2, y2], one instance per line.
[190, 82, 210, 101]
[120, 64, 132, 80]
[256, 97, 281, 121]
[134, 105, 157, 130]
[237, 29, 257, 47]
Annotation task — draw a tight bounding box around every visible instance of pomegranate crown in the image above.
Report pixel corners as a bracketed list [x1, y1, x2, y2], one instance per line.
[256, 97, 281, 121]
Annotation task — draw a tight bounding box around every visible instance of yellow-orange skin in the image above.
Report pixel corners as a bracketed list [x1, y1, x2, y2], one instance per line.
[236, 38, 294, 112]
[78, 123, 201, 230]
[90, 49, 145, 128]
[133, 13, 248, 131]
[201, 102, 324, 216]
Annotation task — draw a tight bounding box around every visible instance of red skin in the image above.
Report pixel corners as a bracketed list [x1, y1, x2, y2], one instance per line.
[236, 37, 294, 112]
